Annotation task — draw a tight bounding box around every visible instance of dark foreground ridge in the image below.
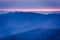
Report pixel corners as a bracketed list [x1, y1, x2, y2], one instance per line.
[0, 12, 60, 40]
[1, 28, 60, 40]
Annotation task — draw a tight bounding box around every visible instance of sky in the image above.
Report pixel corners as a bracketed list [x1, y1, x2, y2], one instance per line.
[0, 0, 60, 8]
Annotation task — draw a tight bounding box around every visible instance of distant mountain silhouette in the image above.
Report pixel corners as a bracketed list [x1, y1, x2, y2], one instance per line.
[0, 12, 60, 40]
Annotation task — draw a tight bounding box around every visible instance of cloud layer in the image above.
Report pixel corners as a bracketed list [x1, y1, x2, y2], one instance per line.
[0, 0, 60, 8]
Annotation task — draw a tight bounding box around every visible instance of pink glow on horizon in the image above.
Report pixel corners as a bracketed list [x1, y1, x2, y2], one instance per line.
[0, 8, 60, 12]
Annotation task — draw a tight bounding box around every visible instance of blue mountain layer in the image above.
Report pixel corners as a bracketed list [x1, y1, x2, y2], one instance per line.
[0, 12, 60, 40]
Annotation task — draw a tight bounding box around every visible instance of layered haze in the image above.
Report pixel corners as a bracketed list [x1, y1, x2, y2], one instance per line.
[0, 12, 60, 40]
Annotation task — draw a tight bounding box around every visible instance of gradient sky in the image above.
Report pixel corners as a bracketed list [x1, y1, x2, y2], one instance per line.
[0, 0, 60, 8]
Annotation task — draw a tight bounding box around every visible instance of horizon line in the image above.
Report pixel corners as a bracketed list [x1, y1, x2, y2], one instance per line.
[0, 8, 60, 12]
